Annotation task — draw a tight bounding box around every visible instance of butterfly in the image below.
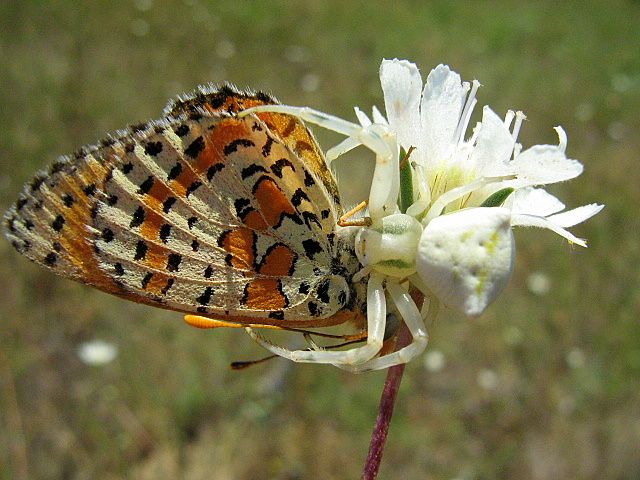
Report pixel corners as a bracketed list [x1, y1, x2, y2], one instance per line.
[4, 83, 437, 372]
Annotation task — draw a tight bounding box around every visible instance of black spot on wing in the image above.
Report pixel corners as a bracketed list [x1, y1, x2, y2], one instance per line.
[134, 240, 148, 261]
[270, 158, 295, 179]
[197, 287, 213, 306]
[302, 239, 323, 260]
[184, 136, 205, 159]
[130, 206, 145, 228]
[167, 162, 183, 181]
[207, 163, 225, 180]
[159, 224, 171, 243]
[44, 252, 57, 266]
[62, 194, 74, 207]
[141, 272, 153, 289]
[30, 175, 45, 192]
[129, 122, 148, 133]
[303, 170, 315, 187]
[299, 281, 310, 294]
[174, 124, 190, 137]
[185, 180, 202, 197]
[51, 215, 65, 232]
[144, 141, 163, 156]
[166, 253, 182, 272]
[83, 184, 97, 197]
[101, 228, 114, 242]
[291, 188, 310, 207]
[241, 163, 269, 179]
[234, 198, 252, 217]
[223, 138, 255, 156]
[302, 212, 320, 229]
[137, 176, 154, 195]
[161, 278, 175, 295]
[317, 279, 331, 304]
[261, 136, 273, 157]
[162, 196, 176, 213]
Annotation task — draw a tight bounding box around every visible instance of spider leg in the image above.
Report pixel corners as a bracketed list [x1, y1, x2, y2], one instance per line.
[245, 273, 386, 365]
[326, 137, 361, 162]
[240, 105, 362, 139]
[336, 281, 429, 373]
[241, 105, 400, 223]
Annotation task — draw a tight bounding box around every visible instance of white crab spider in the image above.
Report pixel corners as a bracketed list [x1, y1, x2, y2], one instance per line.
[239, 99, 520, 371]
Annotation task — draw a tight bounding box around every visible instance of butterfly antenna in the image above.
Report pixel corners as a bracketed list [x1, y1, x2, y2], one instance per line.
[230, 354, 279, 370]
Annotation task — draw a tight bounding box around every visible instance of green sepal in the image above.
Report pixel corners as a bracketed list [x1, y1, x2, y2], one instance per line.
[399, 147, 414, 214]
[376, 259, 414, 270]
[480, 188, 514, 207]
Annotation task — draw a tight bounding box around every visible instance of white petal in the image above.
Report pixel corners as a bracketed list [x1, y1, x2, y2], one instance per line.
[371, 105, 388, 124]
[354, 106, 372, 126]
[510, 213, 587, 247]
[470, 106, 516, 176]
[547, 203, 604, 227]
[511, 144, 583, 185]
[380, 58, 423, 149]
[416, 207, 515, 316]
[508, 187, 565, 217]
[420, 64, 466, 160]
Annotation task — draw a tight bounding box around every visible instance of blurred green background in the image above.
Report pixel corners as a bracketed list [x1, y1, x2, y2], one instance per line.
[0, 1, 638, 479]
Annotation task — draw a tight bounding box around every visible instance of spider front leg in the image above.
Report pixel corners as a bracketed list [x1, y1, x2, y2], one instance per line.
[245, 272, 387, 365]
[240, 105, 400, 223]
[336, 280, 429, 373]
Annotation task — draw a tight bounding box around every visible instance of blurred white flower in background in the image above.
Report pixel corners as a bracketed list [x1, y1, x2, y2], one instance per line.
[423, 349, 446, 372]
[477, 368, 499, 390]
[77, 340, 118, 366]
[526, 271, 551, 296]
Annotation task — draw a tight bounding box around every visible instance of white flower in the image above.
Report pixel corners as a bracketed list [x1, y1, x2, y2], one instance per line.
[349, 59, 603, 315]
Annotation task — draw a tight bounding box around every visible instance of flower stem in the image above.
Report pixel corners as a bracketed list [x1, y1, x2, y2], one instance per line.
[361, 320, 412, 480]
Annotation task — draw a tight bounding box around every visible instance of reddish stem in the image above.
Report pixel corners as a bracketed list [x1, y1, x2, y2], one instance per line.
[361, 321, 412, 480]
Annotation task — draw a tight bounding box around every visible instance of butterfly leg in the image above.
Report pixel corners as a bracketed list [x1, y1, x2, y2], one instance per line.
[336, 280, 429, 372]
[245, 273, 386, 365]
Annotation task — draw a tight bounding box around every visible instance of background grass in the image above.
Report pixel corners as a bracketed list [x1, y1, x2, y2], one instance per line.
[0, 1, 638, 479]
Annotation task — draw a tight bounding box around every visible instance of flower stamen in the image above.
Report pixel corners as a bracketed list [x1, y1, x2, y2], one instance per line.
[454, 79, 481, 145]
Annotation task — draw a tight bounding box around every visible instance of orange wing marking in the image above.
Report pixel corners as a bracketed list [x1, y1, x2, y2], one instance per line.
[258, 244, 296, 276]
[219, 227, 256, 270]
[252, 176, 297, 228]
[243, 279, 287, 310]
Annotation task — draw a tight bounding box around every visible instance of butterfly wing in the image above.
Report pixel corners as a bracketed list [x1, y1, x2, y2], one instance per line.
[4, 87, 364, 328]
